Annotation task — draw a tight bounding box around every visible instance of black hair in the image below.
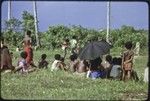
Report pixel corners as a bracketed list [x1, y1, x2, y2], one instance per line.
[26, 30, 31, 36]
[20, 51, 27, 59]
[90, 57, 102, 69]
[117, 57, 122, 65]
[125, 41, 133, 50]
[69, 54, 78, 61]
[112, 57, 118, 65]
[54, 54, 61, 60]
[41, 54, 47, 60]
[106, 55, 112, 63]
[72, 35, 77, 39]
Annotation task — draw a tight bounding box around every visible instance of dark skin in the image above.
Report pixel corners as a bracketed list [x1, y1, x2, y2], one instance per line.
[76, 60, 88, 73]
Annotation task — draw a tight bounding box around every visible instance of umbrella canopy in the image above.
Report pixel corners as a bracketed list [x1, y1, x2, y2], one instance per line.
[78, 41, 112, 60]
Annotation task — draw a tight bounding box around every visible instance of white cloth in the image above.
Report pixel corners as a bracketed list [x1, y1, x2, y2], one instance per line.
[51, 60, 61, 71]
[110, 65, 121, 78]
[86, 70, 91, 78]
[144, 67, 149, 82]
[70, 39, 77, 48]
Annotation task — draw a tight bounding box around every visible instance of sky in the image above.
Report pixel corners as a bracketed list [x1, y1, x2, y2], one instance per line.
[1, 1, 148, 32]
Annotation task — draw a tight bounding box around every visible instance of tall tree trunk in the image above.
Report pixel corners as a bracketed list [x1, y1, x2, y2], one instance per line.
[106, 2, 110, 43]
[8, 0, 12, 30]
[8, 0, 11, 20]
[33, 1, 40, 47]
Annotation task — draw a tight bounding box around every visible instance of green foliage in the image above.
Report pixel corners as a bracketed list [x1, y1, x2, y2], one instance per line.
[4, 17, 22, 32]
[3, 18, 23, 47]
[41, 25, 148, 50]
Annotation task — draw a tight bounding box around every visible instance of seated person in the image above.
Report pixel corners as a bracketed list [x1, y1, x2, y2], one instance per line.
[102, 55, 113, 78]
[1, 44, 15, 72]
[60, 57, 68, 71]
[15, 51, 29, 74]
[51, 54, 64, 71]
[110, 57, 122, 79]
[87, 57, 106, 79]
[74, 60, 89, 76]
[38, 54, 49, 69]
[69, 54, 79, 72]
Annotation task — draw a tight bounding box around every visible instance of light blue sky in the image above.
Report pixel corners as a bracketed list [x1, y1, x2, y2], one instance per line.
[1, 1, 148, 32]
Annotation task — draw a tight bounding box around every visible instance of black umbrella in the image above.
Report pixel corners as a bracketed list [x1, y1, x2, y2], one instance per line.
[78, 40, 112, 60]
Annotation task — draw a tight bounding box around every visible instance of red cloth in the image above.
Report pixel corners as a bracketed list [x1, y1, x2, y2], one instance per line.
[24, 46, 33, 65]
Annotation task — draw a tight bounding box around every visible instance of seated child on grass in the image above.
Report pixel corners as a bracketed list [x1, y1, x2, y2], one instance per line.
[87, 57, 106, 79]
[38, 54, 49, 69]
[51, 54, 64, 71]
[15, 51, 29, 74]
[110, 57, 122, 79]
[69, 54, 79, 72]
[102, 55, 113, 78]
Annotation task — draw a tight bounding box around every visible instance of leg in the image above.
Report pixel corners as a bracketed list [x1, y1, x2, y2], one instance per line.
[127, 70, 131, 80]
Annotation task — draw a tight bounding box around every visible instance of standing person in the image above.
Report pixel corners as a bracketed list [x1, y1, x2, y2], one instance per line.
[23, 30, 36, 67]
[122, 41, 134, 81]
[70, 36, 77, 55]
[61, 39, 69, 59]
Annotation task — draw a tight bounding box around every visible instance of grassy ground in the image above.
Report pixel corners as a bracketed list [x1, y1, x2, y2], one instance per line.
[1, 48, 149, 100]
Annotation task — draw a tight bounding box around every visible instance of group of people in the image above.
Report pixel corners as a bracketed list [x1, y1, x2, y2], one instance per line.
[0, 30, 149, 83]
[49, 41, 140, 81]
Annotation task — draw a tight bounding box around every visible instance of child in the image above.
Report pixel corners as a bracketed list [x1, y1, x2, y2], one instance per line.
[103, 55, 113, 78]
[38, 54, 49, 69]
[87, 57, 106, 79]
[60, 57, 68, 71]
[69, 54, 79, 72]
[110, 57, 122, 79]
[122, 41, 134, 81]
[51, 54, 63, 71]
[15, 51, 28, 74]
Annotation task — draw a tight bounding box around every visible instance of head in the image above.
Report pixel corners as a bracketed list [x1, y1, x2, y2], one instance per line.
[117, 57, 122, 65]
[41, 54, 47, 60]
[54, 54, 61, 60]
[72, 35, 77, 39]
[125, 41, 133, 50]
[105, 55, 112, 63]
[112, 57, 118, 65]
[90, 57, 102, 68]
[69, 54, 78, 61]
[26, 30, 31, 37]
[20, 51, 28, 59]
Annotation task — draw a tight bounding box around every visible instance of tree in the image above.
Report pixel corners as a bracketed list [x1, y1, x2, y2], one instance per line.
[33, 1, 41, 47]
[4, 17, 22, 32]
[3, 18, 23, 46]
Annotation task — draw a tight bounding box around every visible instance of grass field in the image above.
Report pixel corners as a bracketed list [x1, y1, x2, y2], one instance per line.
[1, 49, 149, 100]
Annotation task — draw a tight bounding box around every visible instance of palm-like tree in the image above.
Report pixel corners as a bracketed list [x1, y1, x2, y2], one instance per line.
[33, 1, 40, 47]
[8, 0, 11, 20]
[106, 2, 110, 43]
